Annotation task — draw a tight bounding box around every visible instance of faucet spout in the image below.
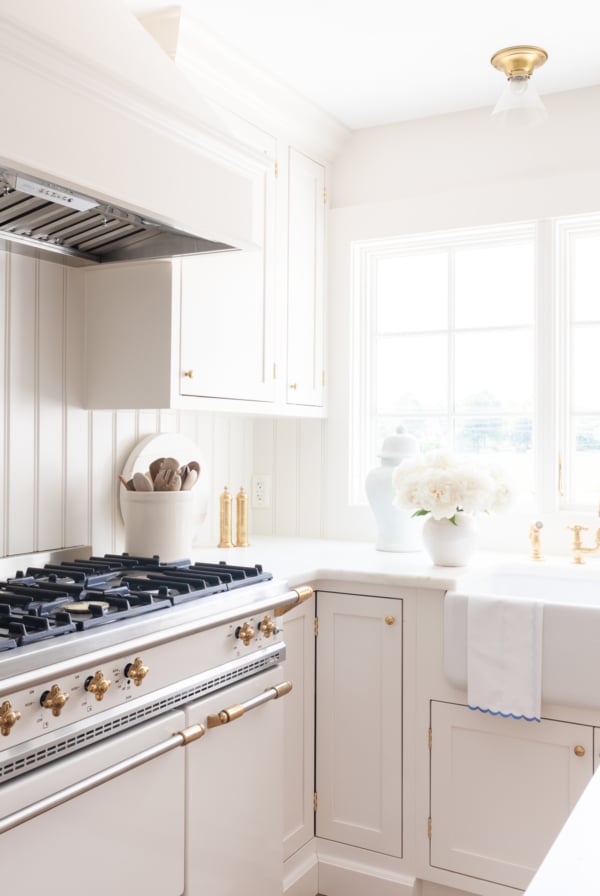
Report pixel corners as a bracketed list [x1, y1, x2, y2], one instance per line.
[568, 524, 600, 564]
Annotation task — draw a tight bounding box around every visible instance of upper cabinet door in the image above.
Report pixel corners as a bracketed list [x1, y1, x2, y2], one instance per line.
[179, 121, 277, 403]
[286, 148, 326, 408]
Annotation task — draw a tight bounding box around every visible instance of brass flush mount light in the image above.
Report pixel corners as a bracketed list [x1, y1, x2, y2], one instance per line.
[490, 45, 548, 127]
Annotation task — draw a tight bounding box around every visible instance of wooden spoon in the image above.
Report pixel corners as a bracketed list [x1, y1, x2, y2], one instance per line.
[133, 471, 154, 491]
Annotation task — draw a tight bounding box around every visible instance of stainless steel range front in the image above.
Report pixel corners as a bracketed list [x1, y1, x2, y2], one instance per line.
[0, 552, 311, 896]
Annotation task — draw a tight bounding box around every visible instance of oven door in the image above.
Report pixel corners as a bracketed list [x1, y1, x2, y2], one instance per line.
[185, 667, 288, 896]
[0, 709, 186, 895]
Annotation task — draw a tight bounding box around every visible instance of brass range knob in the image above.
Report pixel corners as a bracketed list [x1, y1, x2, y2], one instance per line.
[258, 615, 276, 638]
[41, 684, 70, 717]
[124, 657, 149, 687]
[235, 622, 255, 646]
[85, 671, 112, 702]
[0, 700, 21, 736]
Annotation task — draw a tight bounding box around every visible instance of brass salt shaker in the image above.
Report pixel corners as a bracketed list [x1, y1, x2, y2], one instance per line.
[218, 486, 233, 548]
[235, 486, 249, 547]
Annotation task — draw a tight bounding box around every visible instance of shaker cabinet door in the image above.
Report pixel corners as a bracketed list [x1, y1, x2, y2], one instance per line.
[429, 701, 593, 890]
[179, 123, 276, 404]
[315, 591, 403, 856]
[286, 148, 325, 408]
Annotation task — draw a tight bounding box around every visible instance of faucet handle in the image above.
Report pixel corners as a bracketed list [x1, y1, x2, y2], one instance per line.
[568, 524, 589, 564]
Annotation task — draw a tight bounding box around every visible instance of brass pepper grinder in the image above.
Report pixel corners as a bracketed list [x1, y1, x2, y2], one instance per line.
[235, 486, 249, 547]
[218, 486, 233, 548]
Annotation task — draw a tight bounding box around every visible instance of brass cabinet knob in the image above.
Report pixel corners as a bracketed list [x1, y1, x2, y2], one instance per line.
[124, 657, 149, 687]
[289, 383, 298, 390]
[385, 615, 396, 626]
[183, 369, 194, 379]
[235, 622, 255, 646]
[258, 615, 275, 638]
[41, 684, 70, 717]
[574, 744, 586, 757]
[0, 700, 21, 736]
[85, 670, 112, 701]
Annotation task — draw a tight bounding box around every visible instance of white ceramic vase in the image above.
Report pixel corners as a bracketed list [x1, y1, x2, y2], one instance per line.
[421, 513, 478, 567]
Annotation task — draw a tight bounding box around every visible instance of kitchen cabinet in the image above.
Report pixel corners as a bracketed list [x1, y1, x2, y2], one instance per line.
[282, 592, 316, 860]
[315, 590, 403, 856]
[429, 701, 594, 891]
[285, 148, 326, 408]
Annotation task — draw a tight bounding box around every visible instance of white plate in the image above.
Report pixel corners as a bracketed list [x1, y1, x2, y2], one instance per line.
[119, 433, 209, 539]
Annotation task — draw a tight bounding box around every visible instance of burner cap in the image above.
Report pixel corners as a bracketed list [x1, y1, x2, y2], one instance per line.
[62, 601, 110, 613]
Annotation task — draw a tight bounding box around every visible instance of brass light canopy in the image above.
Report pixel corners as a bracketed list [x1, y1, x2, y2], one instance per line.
[490, 44, 549, 127]
[490, 45, 548, 79]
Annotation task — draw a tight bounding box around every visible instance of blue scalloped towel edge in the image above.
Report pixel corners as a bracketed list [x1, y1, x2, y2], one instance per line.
[468, 705, 541, 723]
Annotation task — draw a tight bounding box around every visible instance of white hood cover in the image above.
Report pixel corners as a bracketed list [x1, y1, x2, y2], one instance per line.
[0, 0, 255, 253]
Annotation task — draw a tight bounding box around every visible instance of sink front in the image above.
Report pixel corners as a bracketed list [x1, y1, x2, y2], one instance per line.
[444, 565, 600, 709]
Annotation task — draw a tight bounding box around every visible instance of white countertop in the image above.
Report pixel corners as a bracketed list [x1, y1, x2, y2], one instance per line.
[192, 535, 580, 591]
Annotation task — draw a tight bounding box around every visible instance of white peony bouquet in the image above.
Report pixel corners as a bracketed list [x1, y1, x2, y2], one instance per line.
[392, 449, 512, 524]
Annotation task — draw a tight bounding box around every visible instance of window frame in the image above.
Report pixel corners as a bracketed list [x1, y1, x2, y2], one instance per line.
[350, 219, 566, 511]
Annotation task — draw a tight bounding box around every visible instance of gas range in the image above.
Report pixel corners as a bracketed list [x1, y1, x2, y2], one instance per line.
[0, 552, 309, 786]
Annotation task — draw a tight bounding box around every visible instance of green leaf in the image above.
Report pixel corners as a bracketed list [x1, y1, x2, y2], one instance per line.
[411, 508, 430, 518]
[448, 514, 458, 526]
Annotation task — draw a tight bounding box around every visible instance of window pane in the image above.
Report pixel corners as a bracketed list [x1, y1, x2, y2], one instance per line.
[376, 253, 447, 333]
[571, 326, 600, 413]
[573, 234, 600, 322]
[455, 330, 533, 413]
[455, 416, 534, 501]
[455, 243, 534, 329]
[377, 334, 447, 413]
[570, 415, 600, 503]
[375, 415, 448, 454]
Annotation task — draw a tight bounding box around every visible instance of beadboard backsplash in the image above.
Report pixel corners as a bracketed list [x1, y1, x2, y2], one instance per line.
[0, 245, 260, 557]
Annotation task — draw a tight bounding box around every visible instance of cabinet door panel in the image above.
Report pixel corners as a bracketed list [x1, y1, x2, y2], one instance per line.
[286, 148, 325, 407]
[282, 595, 316, 859]
[316, 591, 402, 856]
[180, 126, 276, 403]
[430, 701, 593, 890]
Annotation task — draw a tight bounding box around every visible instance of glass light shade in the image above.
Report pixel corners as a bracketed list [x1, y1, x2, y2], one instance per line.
[491, 75, 548, 128]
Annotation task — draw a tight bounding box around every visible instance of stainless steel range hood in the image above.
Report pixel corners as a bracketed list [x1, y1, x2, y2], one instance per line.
[0, 168, 232, 265]
[0, 1, 257, 267]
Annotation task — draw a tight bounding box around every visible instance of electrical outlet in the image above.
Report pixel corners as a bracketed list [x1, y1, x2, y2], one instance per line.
[252, 475, 271, 508]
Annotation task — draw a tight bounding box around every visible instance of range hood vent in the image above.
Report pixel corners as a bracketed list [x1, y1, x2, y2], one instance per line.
[0, 169, 232, 265]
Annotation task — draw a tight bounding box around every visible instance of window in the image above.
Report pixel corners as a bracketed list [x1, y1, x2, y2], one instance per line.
[351, 216, 600, 511]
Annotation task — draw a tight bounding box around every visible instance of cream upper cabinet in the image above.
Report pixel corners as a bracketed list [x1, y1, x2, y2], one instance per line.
[179, 120, 277, 404]
[315, 590, 403, 856]
[285, 148, 326, 408]
[429, 701, 594, 892]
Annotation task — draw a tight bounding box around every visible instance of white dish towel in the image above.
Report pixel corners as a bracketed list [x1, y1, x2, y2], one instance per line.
[467, 594, 543, 722]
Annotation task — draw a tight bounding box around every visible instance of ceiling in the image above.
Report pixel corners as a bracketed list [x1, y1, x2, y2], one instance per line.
[123, 0, 600, 130]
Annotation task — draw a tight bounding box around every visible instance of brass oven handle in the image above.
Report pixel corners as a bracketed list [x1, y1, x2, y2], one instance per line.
[0, 723, 206, 836]
[206, 680, 293, 728]
[274, 585, 314, 618]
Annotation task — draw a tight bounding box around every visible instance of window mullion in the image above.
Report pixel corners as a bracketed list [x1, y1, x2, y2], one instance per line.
[448, 249, 455, 447]
[535, 219, 558, 512]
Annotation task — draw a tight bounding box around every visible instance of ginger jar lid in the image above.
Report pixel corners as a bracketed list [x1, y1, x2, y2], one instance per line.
[378, 425, 419, 462]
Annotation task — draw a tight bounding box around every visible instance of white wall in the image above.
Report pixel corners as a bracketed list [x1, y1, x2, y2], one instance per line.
[0, 243, 253, 559]
[255, 85, 600, 552]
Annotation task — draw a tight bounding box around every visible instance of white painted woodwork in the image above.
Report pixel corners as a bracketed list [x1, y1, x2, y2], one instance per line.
[0, 1, 256, 249]
[315, 591, 403, 856]
[185, 669, 285, 896]
[283, 594, 316, 860]
[429, 701, 594, 891]
[286, 149, 326, 407]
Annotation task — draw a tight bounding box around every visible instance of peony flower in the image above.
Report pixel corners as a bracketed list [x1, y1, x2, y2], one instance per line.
[392, 450, 511, 523]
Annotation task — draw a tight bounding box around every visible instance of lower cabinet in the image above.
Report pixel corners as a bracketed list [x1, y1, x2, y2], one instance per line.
[315, 591, 403, 857]
[282, 593, 316, 860]
[429, 701, 594, 891]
